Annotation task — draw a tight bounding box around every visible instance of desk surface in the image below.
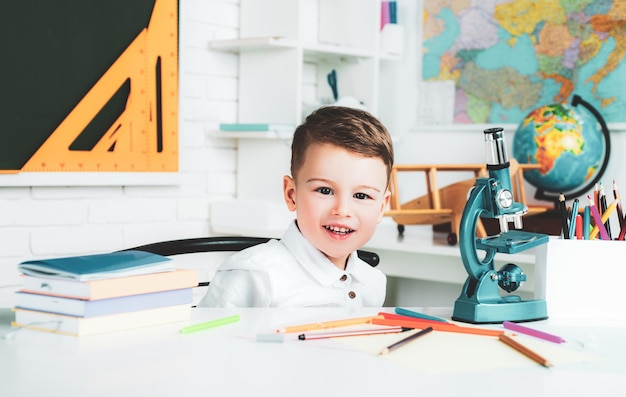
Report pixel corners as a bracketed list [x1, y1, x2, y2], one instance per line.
[1, 306, 625, 397]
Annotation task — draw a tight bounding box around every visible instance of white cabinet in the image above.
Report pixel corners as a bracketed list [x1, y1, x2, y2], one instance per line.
[209, 0, 404, 236]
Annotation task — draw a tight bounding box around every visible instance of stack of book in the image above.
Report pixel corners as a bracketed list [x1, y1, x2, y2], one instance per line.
[12, 250, 198, 336]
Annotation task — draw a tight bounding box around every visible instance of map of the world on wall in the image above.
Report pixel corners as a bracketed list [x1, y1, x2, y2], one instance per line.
[422, 0, 626, 124]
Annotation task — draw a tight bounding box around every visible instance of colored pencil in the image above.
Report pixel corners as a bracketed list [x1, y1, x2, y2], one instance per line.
[502, 321, 565, 344]
[590, 199, 617, 240]
[583, 205, 591, 240]
[568, 198, 579, 240]
[298, 326, 404, 340]
[275, 315, 384, 334]
[613, 180, 625, 229]
[575, 214, 583, 239]
[499, 333, 552, 367]
[394, 307, 449, 323]
[372, 317, 504, 337]
[587, 195, 609, 240]
[379, 326, 433, 355]
[180, 315, 240, 335]
[558, 193, 569, 239]
[599, 184, 612, 238]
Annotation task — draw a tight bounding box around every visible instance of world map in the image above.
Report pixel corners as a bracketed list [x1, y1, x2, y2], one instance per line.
[422, 0, 626, 124]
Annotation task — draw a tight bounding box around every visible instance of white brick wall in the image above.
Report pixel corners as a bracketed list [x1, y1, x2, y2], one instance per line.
[0, 0, 242, 286]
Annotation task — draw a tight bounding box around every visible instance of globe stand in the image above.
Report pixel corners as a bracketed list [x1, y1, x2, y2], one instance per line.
[531, 95, 611, 203]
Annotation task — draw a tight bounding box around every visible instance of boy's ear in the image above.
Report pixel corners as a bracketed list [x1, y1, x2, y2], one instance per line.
[377, 189, 391, 223]
[283, 175, 297, 212]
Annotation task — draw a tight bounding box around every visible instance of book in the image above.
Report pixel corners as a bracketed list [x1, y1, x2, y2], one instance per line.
[17, 250, 174, 281]
[15, 288, 193, 317]
[12, 305, 192, 336]
[19, 268, 198, 300]
[218, 123, 295, 133]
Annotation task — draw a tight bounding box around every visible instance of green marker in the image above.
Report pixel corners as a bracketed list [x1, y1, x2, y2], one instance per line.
[180, 314, 240, 335]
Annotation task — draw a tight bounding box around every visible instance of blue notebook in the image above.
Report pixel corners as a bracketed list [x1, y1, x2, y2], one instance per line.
[18, 250, 173, 281]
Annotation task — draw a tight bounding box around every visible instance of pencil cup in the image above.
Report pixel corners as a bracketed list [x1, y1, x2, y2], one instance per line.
[534, 237, 626, 322]
[380, 24, 404, 56]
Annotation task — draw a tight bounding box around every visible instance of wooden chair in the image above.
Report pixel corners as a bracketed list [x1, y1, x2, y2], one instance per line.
[385, 161, 548, 244]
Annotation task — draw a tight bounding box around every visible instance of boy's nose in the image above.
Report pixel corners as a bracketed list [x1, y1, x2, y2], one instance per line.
[331, 196, 351, 217]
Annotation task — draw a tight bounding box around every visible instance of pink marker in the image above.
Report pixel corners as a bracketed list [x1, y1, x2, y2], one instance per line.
[503, 321, 565, 344]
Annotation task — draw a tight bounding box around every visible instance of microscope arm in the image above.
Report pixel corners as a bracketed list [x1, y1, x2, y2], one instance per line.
[459, 181, 497, 281]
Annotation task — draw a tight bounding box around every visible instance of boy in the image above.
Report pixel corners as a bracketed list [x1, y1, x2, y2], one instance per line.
[199, 106, 394, 307]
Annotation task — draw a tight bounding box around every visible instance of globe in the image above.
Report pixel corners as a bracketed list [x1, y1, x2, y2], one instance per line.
[512, 96, 609, 199]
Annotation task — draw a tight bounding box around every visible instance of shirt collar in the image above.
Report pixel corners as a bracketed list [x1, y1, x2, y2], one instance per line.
[280, 221, 363, 286]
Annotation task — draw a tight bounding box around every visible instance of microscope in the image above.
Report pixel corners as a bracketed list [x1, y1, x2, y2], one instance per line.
[452, 127, 549, 324]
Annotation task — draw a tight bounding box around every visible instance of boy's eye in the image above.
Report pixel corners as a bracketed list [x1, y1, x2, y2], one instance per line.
[354, 192, 370, 200]
[316, 187, 333, 195]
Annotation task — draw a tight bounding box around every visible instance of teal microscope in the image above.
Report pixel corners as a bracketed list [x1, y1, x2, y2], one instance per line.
[452, 127, 549, 324]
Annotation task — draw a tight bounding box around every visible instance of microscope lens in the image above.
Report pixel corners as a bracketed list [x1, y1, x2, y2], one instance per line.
[483, 127, 508, 166]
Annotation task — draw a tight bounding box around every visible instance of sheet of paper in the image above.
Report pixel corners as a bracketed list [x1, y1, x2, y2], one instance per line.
[416, 80, 455, 125]
[335, 330, 597, 374]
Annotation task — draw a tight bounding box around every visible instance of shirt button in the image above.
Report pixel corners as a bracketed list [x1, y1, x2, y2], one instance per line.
[348, 291, 356, 299]
[340, 274, 348, 281]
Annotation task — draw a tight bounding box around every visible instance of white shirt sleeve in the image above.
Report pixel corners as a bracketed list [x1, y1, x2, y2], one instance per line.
[198, 269, 272, 307]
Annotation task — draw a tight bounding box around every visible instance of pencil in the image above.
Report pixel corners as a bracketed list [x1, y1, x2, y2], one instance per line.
[590, 199, 617, 240]
[619, 223, 626, 241]
[275, 315, 384, 333]
[298, 326, 404, 340]
[379, 326, 433, 355]
[568, 198, 579, 240]
[498, 333, 552, 367]
[599, 184, 612, 238]
[587, 195, 609, 240]
[372, 317, 504, 337]
[575, 214, 583, 240]
[394, 307, 449, 323]
[583, 205, 591, 240]
[613, 180, 625, 229]
[180, 315, 240, 335]
[558, 193, 569, 239]
[502, 321, 565, 344]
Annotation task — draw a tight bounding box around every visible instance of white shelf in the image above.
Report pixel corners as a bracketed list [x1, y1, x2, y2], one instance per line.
[209, 36, 298, 52]
[208, 0, 405, 225]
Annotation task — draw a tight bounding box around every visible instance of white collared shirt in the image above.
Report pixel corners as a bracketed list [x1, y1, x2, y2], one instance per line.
[198, 221, 386, 307]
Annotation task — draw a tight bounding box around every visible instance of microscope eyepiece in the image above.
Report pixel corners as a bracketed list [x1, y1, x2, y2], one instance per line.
[483, 127, 509, 167]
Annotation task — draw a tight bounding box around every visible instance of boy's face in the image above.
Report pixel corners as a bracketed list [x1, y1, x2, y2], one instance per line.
[283, 143, 390, 269]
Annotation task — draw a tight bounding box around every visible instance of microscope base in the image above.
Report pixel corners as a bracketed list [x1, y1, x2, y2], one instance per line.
[452, 298, 548, 324]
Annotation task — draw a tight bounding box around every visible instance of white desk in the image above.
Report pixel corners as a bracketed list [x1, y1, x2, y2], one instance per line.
[1, 307, 625, 397]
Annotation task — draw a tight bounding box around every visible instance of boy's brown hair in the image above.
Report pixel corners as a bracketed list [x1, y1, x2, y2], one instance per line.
[290, 106, 394, 184]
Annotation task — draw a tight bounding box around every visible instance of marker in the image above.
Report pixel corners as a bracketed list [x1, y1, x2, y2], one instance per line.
[502, 321, 565, 344]
[379, 326, 433, 355]
[180, 315, 240, 335]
